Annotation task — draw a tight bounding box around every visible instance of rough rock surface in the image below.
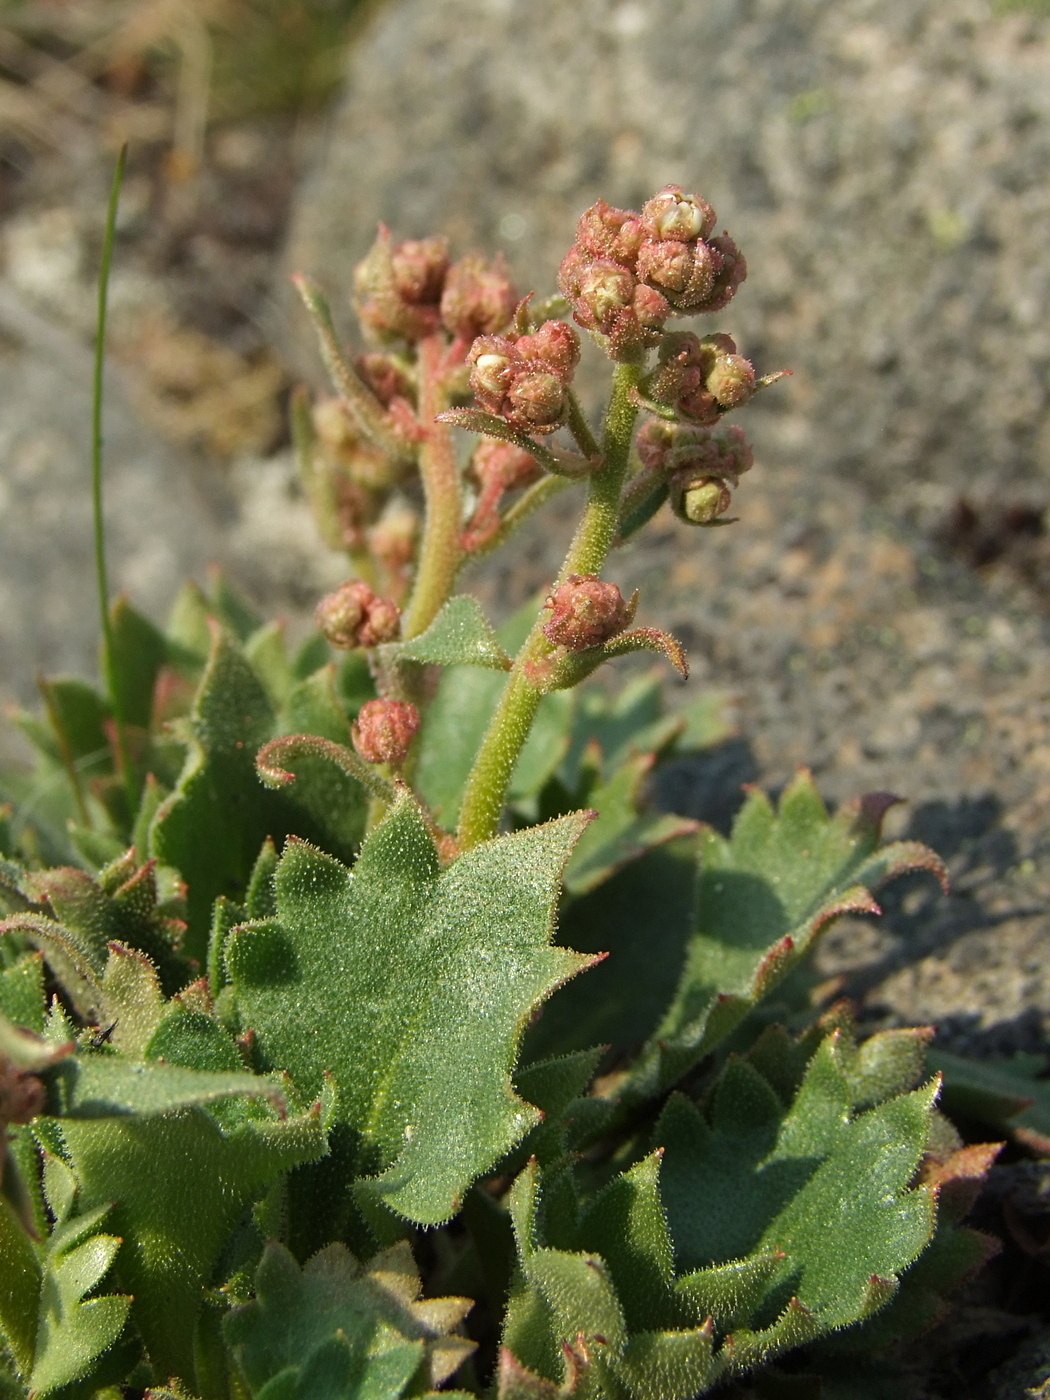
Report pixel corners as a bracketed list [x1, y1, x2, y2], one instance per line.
[281, 0, 1050, 1051]
[284, 0, 1050, 509]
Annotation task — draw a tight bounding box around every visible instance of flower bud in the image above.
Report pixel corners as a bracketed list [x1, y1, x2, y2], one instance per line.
[637, 420, 753, 485]
[368, 504, 420, 575]
[543, 574, 634, 651]
[351, 698, 420, 766]
[562, 257, 636, 335]
[516, 319, 581, 377]
[440, 253, 518, 339]
[468, 335, 517, 400]
[637, 237, 720, 311]
[316, 580, 401, 649]
[701, 232, 747, 313]
[641, 185, 717, 242]
[707, 352, 755, 408]
[575, 200, 646, 267]
[679, 478, 733, 524]
[507, 369, 567, 430]
[354, 227, 449, 341]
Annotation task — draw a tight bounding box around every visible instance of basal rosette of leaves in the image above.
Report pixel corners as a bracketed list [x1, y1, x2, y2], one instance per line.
[0, 181, 1005, 1399]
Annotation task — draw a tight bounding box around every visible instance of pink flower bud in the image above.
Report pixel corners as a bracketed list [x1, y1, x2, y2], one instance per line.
[507, 369, 567, 430]
[316, 580, 401, 649]
[575, 200, 646, 267]
[516, 319, 581, 377]
[638, 420, 754, 486]
[641, 185, 717, 242]
[701, 233, 747, 312]
[637, 237, 720, 311]
[351, 698, 420, 766]
[542, 574, 634, 650]
[440, 253, 518, 339]
[468, 335, 517, 401]
[390, 237, 450, 304]
[354, 227, 448, 341]
[564, 258, 637, 334]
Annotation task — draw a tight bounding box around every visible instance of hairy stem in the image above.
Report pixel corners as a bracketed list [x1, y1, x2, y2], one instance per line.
[401, 336, 464, 640]
[456, 362, 642, 848]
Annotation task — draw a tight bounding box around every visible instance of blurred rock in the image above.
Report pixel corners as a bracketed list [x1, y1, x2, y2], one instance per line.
[284, 0, 1050, 512]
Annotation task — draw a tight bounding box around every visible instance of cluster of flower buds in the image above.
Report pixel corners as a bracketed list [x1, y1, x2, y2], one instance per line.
[461, 440, 542, 552]
[644, 332, 756, 425]
[637, 419, 754, 525]
[352, 698, 420, 766]
[316, 579, 401, 649]
[542, 574, 636, 651]
[468, 319, 581, 434]
[558, 186, 746, 359]
[354, 226, 517, 346]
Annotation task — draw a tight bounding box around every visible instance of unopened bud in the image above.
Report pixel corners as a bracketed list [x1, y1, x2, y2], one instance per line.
[516, 319, 581, 377]
[351, 698, 420, 765]
[543, 574, 634, 651]
[707, 352, 755, 408]
[368, 504, 419, 573]
[702, 233, 747, 313]
[440, 253, 518, 339]
[468, 336, 517, 399]
[354, 227, 449, 341]
[641, 185, 717, 242]
[637, 237, 719, 311]
[316, 580, 401, 649]
[680, 478, 733, 524]
[575, 200, 646, 267]
[508, 370, 567, 430]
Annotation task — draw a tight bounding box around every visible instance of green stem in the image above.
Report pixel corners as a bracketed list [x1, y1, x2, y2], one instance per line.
[401, 336, 463, 640]
[93, 145, 136, 819]
[456, 361, 642, 848]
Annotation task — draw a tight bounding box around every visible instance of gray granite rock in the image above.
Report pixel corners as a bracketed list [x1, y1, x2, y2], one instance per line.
[284, 0, 1050, 509]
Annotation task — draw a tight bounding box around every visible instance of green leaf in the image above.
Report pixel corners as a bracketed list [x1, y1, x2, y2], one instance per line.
[0, 953, 45, 1033]
[58, 1103, 326, 1386]
[228, 793, 591, 1224]
[109, 596, 168, 731]
[151, 633, 367, 961]
[0, 1194, 41, 1376]
[562, 753, 696, 896]
[225, 1240, 474, 1398]
[657, 1034, 937, 1365]
[50, 1050, 287, 1119]
[414, 602, 575, 828]
[929, 1048, 1050, 1150]
[394, 596, 511, 671]
[29, 1205, 132, 1395]
[619, 774, 946, 1109]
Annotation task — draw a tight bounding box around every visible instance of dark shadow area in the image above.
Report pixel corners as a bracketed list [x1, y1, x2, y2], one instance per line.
[826, 794, 1049, 1056]
[648, 736, 760, 835]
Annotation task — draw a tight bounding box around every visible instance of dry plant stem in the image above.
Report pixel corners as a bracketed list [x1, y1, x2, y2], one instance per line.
[456, 361, 642, 849]
[401, 336, 464, 641]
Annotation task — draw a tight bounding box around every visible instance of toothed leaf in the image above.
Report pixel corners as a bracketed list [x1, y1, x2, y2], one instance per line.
[228, 794, 590, 1223]
[395, 596, 511, 671]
